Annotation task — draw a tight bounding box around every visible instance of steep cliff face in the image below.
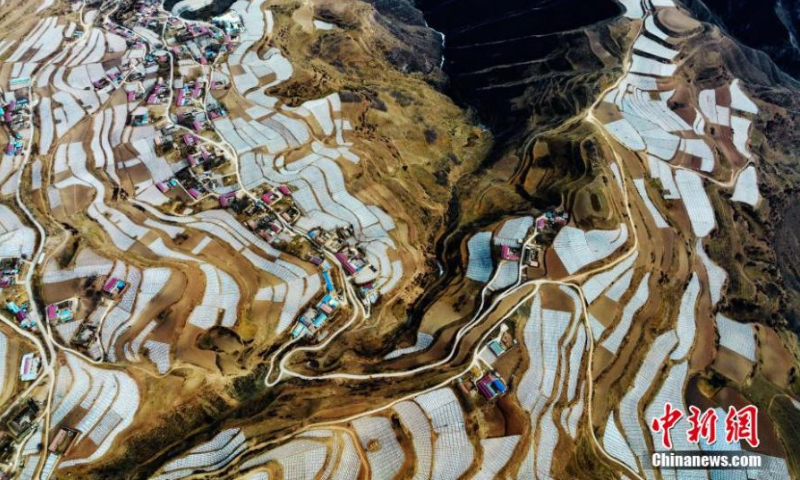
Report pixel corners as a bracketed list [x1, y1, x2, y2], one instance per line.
[683, 0, 800, 80]
[748, 84, 800, 333]
[360, 0, 446, 79]
[354, 0, 631, 156]
[414, 0, 624, 145]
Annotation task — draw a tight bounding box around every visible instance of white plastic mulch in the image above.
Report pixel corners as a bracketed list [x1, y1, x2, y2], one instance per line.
[715, 313, 757, 362]
[553, 224, 628, 274]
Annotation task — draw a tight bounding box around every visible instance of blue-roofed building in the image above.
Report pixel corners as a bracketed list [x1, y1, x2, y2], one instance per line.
[322, 269, 334, 293]
[476, 372, 508, 400]
[488, 340, 506, 357]
[318, 294, 340, 315]
[491, 378, 507, 395]
[312, 312, 328, 328]
[291, 323, 308, 338]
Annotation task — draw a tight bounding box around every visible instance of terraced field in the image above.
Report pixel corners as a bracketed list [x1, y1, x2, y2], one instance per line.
[0, 0, 797, 479]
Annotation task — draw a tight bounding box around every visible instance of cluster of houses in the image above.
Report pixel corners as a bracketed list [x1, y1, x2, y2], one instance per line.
[1, 260, 36, 330]
[0, 431, 16, 469]
[255, 186, 299, 223]
[535, 210, 569, 232]
[291, 268, 343, 339]
[177, 108, 210, 133]
[458, 365, 510, 402]
[46, 299, 77, 324]
[72, 323, 98, 351]
[32, 272, 129, 359]
[499, 243, 521, 262]
[209, 181, 357, 341]
[136, 70, 213, 113]
[115, 0, 245, 67]
[121, 0, 164, 36]
[151, 126, 231, 201]
[105, 22, 149, 51]
[308, 225, 378, 285]
[205, 184, 354, 340]
[334, 247, 373, 281]
[142, 51, 172, 71]
[522, 245, 543, 269]
[109, 0, 244, 204]
[91, 61, 138, 93]
[303, 227, 379, 304]
[46, 295, 90, 351]
[336, 249, 378, 303]
[524, 209, 570, 269]
[206, 102, 228, 119]
[179, 135, 227, 199]
[0, 95, 30, 155]
[0, 398, 40, 456]
[166, 18, 235, 65]
[222, 185, 300, 245]
[241, 203, 292, 243]
[218, 187, 360, 340]
[0, 353, 41, 468]
[144, 77, 170, 106]
[129, 106, 152, 126]
[0, 259, 21, 290]
[173, 77, 206, 108]
[0, 389, 75, 472]
[475, 372, 508, 400]
[4, 301, 34, 330]
[48, 427, 78, 456]
[0, 401, 75, 476]
[456, 323, 516, 402]
[67, 276, 128, 355]
[107, 0, 384, 343]
[7, 77, 30, 92]
[2, 138, 22, 157]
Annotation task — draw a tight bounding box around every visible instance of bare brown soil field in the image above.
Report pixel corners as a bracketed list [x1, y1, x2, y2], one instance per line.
[711, 347, 754, 383]
[690, 272, 717, 372]
[757, 326, 795, 388]
[418, 282, 477, 335]
[657, 7, 702, 35]
[0, 324, 35, 408]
